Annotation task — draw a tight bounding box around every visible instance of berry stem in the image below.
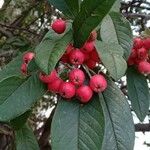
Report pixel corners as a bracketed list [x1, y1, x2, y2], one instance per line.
[82, 65, 92, 78]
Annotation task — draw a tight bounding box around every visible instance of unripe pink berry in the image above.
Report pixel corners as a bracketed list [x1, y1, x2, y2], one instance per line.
[76, 85, 93, 103]
[39, 70, 58, 83]
[69, 69, 85, 86]
[52, 19, 66, 34]
[23, 52, 35, 64]
[48, 78, 63, 93]
[90, 74, 107, 92]
[69, 49, 85, 65]
[59, 82, 76, 99]
[138, 61, 150, 74]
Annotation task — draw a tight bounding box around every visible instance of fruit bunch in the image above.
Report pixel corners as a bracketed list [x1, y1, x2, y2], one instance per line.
[20, 19, 107, 103]
[128, 37, 150, 74]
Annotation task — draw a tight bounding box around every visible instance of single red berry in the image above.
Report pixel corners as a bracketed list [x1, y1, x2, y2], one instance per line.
[48, 78, 63, 93]
[138, 61, 150, 74]
[52, 19, 66, 34]
[82, 41, 95, 53]
[59, 82, 76, 99]
[83, 52, 90, 61]
[21, 63, 27, 75]
[90, 74, 107, 92]
[133, 37, 143, 49]
[76, 85, 93, 103]
[23, 52, 35, 64]
[69, 49, 85, 65]
[127, 56, 134, 66]
[137, 47, 148, 60]
[69, 69, 85, 86]
[39, 70, 58, 83]
[88, 31, 97, 41]
[143, 38, 150, 50]
[90, 48, 100, 62]
[85, 59, 97, 69]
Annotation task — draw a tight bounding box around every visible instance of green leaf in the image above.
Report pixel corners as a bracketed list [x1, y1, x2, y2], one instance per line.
[35, 28, 73, 74]
[15, 125, 39, 150]
[47, 0, 79, 19]
[96, 41, 127, 80]
[127, 67, 150, 122]
[0, 55, 22, 82]
[51, 95, 104, 150]
[0, 76, 25, 105]
[101, 12, 133, 60]
[73, 0, 117, 48]
[110, 0, 121, 12]
[101, 79, 135, 150]
[11, 111, 31, 130]
[0, 74, 46, 122]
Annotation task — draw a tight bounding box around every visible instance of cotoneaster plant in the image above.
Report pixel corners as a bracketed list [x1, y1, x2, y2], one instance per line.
[0, 0, 150, 150]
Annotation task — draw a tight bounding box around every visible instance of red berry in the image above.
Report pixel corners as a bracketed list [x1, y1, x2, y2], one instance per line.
[90, 48, 100, 62]
[39, 70, 58, 83]
[137, 47, 148, 60]
[133, 37, 143, 49]
[82, 41, 95, 53]
[90, 74, 107, 92]
[138, 61, 150, 74]
[60, 53, 69, 63]
[52, 19, 66, 34]
[21, 63, 27, 75]
[76, 85, 93, 103]
[83, 52, 90, 61]
[127, 56, 134, 66]
[143, 38, 150, 50]
[48, 78, 63, 93]
[69, 69, 85, 86]
[69, 49, 85, 65]
[59, 82, 76, 99]
[85, 59, 96, 69]
[23, 52, 35, 64]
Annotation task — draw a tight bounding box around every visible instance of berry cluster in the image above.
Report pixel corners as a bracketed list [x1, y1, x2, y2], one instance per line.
[21, 52, 35, 74]
[128, 37, 150, 74]
[38, 19, 107, 103]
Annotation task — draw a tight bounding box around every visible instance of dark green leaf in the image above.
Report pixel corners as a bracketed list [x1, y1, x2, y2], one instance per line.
[73, 0, 117, 48]
[110, 0, 121, 12]
[48, 0, 79, 19]
[0, 76, 25, 105]
[127, 67, 150, 122]
[27, 59, 39, 73]
[96, 41, 127, 80]
[101, 79, 135, 150]
[35, 27, 73, 74]
[101, 12, 133, 60]
[51, 95, 104, 150]
[15, 125, 39, 150]
[0, 55, 22, 82]
[11, 111, 31, 130]
[0, 74, 46, 122]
